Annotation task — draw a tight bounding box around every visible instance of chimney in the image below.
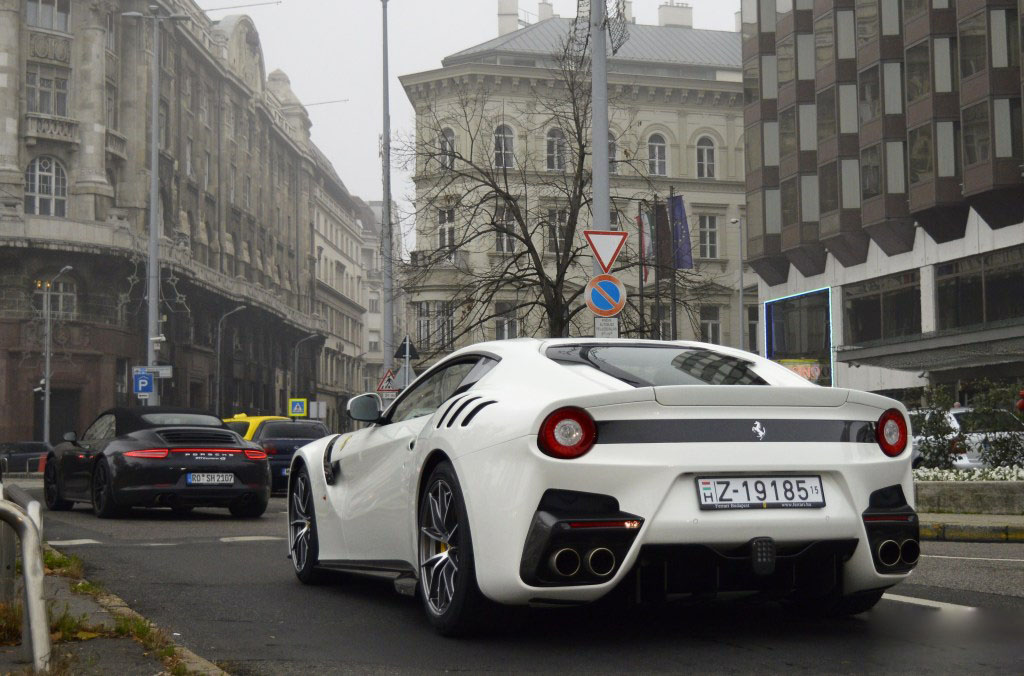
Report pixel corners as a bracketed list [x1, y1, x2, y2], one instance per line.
[538, 1, 553, 21]
[624, 1, 634, 24]
[735, 10, 742, 32]
[658, 1, 693, 28]
[499, 0, 519, 35]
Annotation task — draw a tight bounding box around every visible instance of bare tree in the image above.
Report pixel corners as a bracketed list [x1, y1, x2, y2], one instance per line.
[398, 33, 719, 356]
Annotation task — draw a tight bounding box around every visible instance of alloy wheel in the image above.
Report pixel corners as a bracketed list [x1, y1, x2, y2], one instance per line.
[93, 463, 107, 511]
[289, 472, 313, 572]
[419, 479, 460, 616]
[44, 461, 59, 505]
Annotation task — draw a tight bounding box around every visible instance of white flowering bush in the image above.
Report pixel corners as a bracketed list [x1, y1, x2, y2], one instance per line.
[914, 466, 1024, 482]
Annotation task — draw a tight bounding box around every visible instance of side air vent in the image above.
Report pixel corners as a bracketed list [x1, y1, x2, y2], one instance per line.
[446, 397, 482, 428]
[159, 429, 237, 445]
[437, 395, 477, 428]
[461, 400, 496, 427]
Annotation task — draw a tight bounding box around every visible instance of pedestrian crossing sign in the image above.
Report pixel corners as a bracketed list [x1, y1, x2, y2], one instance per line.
[288, 398, 308, 417]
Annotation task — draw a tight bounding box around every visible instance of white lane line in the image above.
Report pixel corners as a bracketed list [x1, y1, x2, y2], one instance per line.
[883, 593, 975, 612]
[138, 543, 177, 547]
[218, 536, 284, 543]
[48, 539, 101, 546]
[921, 554, 1024, 563]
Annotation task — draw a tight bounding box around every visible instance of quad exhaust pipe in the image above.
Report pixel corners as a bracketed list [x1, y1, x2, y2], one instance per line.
[899, 539, 920, 565]
[585, 548, 616, 577]
[549, 547, 618, 578]
[877, 540, 901, 567]
[550, 548, 581, 577]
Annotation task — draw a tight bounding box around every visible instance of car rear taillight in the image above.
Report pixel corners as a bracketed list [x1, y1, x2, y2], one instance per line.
[538, 407, 597, 459]
[261, 444, 277, 455]
[244, 449, 268, 460]
[876, 409, 908, 457]
[124, 449, 169, 459]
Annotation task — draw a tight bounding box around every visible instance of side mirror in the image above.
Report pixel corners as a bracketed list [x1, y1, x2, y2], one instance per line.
[63, 431, 78, 444]
[347, 393, 383, 423]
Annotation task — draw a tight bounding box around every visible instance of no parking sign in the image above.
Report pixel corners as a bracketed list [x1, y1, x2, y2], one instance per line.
[585, 274, 627, 318]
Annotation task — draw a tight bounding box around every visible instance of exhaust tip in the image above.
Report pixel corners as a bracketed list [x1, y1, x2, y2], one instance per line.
[585, 547, 616, 577]
[549, 548, 581, 577]
[900, 539, 920, 566]
[877, 540, 901, 567]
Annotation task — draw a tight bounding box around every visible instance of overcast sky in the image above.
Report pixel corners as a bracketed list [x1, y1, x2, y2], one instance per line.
[196, 0, 741, 236]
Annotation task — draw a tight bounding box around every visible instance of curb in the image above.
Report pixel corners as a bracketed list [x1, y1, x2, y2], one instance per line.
[920, 522, 1024, 543]
[46, 545, 228, 676]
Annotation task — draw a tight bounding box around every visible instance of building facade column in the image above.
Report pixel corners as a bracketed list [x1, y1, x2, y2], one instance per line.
[0, 0, 22, 206]
[919, 264, 937, 334]
[68, 0, 113, 220]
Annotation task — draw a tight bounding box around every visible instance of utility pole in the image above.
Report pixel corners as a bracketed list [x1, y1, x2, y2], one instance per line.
[732, 216, 746, 351]
[42, 266, 72, 445]
[381, 0, 394, 372]
[590, 0, 609, 276]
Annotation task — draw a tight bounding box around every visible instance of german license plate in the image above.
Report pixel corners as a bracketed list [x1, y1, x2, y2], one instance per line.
[281, 467, 290, 476]
[186, 473, 234, 485]
[696, 476, 825, 510]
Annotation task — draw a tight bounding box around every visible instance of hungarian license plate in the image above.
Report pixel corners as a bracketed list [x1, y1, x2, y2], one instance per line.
[186, 473, 234, 485]
[697, 476, 825, 510]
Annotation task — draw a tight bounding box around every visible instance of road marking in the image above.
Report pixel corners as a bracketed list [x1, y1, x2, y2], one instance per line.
[139, 543, 177, 547]
[883, 593, 975, 612]
[921, 554, 1024, 563]
[48, 539, 101, 546]
[218, 536, 284, 543]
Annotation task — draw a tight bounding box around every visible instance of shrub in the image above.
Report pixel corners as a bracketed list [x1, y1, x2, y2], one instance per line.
[912, 385, 962, 469]
[965, 380, 1024, 468]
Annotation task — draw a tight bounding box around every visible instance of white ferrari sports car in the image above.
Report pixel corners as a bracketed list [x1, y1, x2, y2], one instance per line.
[287, 338, 919, 635]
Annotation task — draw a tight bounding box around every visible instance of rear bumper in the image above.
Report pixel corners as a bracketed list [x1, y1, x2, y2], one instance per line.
[110, 455, 270, 508]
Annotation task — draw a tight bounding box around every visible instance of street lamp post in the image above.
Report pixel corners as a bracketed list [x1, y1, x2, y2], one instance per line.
[214, 305, 246, 416]
[122, 8, 189, 406]
[42, 266, 73, 445]
[730, 217, 746, 352]
[380, 0, 394, 373]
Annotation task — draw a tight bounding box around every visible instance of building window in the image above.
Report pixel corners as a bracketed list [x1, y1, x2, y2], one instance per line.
[415, 301, 454, 351]
[990, 9, 1019, 69]
[185, 139, 194, 177]
[747, 305, 759, 355]
[495, 205, 515, 253]
[908, 124, 934, 183]
[843, 270, 921, 344]
[229, 164, 237, 203]
[24, 156, 67, 217]
[243, 176, 251, 209]
[26, 63, 69, 117]
[779, 107, 797, 157]
[937, 246, 1024, 329]
[204, 151, 212, 191]
[647, 134, 667, 176]
[814, 13, 834, 71]
[368, 331, 380, 353]
[696, 137, 716, 178]
[700, 306, 721, 344]
[494, 124, 514, 168]
[905, 42, 930, 104]
[781, 177, 799, 226]
[158, 100, 169, 149]
[27, 0, 70, 32]
[494, 302, 518, 340]
[105, 83, 117, 129]
[199, 86, 209, 126]
[962, 102, 990, 165]
[861, 144, 882, 199]
[817, 88, 836, 143]
[858, 65, 881, 125]
[438, 207, 455, 250]
[546, 208, 568, 251]
[855, 0, 878, 47]
[959, 12, 987, 78]
[105, 12, 116, 51]
[777, 35, 795, 88]
[546, 128, 566, 171]
[32, 278, 77, 320]
[439, 128, 455, 170]
[819, 161, 839, 212]
[369, 294, 380, 313]
[698, 215, 718, 258]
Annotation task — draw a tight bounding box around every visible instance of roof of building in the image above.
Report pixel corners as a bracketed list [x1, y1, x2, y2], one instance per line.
[443, 17, 741, 70]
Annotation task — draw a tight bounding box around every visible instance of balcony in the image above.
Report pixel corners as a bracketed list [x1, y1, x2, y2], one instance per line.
[105, 129, 128, 161]
[24, 113, 79, 146]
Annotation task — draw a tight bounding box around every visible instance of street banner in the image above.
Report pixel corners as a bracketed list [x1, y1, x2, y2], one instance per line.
[667, 194, 694, 270]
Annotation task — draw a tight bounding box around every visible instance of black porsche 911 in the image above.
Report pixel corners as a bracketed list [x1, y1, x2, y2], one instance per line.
[43, 407, 271, 518]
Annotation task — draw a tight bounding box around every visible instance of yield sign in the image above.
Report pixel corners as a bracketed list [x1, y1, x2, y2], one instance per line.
[584, 230, 629, 273]
[376, 369, 401, 393]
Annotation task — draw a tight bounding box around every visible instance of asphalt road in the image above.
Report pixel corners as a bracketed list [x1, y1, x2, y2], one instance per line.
[32, 491, 1024, 674]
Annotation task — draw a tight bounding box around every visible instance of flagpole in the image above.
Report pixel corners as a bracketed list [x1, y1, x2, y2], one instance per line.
[636, 202, 645, 338]
[652, 193, 662, 340]
[669, 187, 678, 341]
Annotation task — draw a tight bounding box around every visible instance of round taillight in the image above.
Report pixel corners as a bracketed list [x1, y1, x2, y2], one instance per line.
[876, 409, 908, 457]
[538, 407, 597, 459]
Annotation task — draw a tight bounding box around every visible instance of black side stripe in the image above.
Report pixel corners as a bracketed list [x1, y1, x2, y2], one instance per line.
[596, 419, 876, 444]
[447, 396, 482, 428]
[461, 400, 497, 427]
[437, 396, 468, 429]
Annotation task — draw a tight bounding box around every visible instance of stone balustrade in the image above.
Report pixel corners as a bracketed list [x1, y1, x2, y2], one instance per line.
[24, 113, 79, 146]
[104, 129, 128, 161]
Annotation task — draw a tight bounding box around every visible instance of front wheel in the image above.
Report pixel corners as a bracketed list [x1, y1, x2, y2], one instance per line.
[418, 461, 489, 636]
[91, 458, 124, 519]
[288, 465, 322, 583]
[44, 456, 73, 511]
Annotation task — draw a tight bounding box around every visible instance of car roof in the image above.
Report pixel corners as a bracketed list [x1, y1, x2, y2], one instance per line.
[96, 407, 226, 434]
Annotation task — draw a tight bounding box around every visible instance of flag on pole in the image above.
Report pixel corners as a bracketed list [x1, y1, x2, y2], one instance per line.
[636, 209, 653, 282]
[667, 194, 693, 270]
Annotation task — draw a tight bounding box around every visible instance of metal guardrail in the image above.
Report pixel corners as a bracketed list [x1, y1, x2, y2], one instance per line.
[0, 480, 51, 671]
[0, 455, 47, 478]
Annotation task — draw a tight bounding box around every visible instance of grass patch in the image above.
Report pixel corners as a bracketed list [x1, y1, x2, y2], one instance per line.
[0, 602, 22, 644]
[43, 550, 84, 579]
[70, 580, 104, 596]
[47, 602, 102, 642]
[113, 615, 190, 673]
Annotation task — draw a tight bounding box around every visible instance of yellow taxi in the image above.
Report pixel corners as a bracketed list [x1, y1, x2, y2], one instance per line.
[223, 414, 291, 441]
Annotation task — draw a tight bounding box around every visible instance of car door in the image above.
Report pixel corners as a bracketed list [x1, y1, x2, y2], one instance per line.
[337, 358, 484, 563]
[64, 414, 115, 498]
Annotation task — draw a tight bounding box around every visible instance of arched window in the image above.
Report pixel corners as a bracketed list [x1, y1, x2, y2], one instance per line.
[494, 124, 514, 168]
[608, 133, 618, 174]
[439, 128, 455, 170]
[24, 156, 67, 217]
[696, 136, 716, 178]
[648, 133, 667, 176]
[546, 128, 566, 171]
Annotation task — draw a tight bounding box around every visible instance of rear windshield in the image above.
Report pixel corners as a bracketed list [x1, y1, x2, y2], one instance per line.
[224, 421, 249, 435]
[141, 413, 224, 427]
[953, 410, 1024, 433]
[546, 344, 768, 387]
[260, 422, 328, 439]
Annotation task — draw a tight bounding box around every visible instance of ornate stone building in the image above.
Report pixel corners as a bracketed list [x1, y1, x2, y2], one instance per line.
[0, 0, 370, 441]
[399, 2, 751, 364]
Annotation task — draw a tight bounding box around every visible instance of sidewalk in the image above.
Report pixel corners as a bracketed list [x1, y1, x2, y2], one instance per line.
[919, 512, 1024, 543]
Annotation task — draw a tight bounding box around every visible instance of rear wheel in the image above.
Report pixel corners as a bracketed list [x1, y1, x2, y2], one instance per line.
[289, 465, 322, 583]
[91, 458, 124, 519]
[229, 494, 268, 518]
[43, 456, 73, 511]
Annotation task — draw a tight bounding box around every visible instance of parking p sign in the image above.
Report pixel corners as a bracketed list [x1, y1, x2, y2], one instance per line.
[288, 398, 308, 417]
[133, 372, 154, 399]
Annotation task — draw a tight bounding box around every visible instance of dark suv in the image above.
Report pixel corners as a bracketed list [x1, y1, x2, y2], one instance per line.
[252, 420, 329, 491]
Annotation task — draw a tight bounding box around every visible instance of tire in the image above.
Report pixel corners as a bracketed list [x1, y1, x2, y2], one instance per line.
[229, 494, 268, 518]
[288, 465, 322, 583]
[91, 458, 124, 519]
[418, 461, 490, 636]
[43, 456, 73, 511]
